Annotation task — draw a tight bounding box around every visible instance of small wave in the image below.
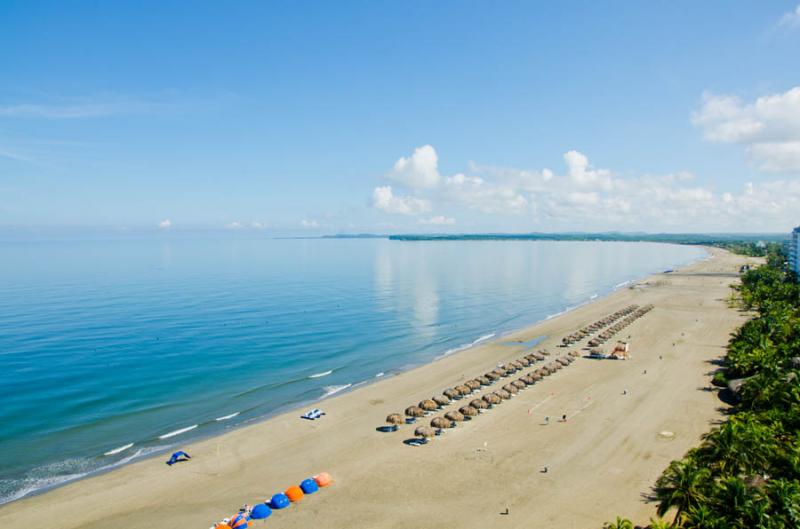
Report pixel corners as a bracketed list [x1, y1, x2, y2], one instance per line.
[103, 443, 134, 456]
[215, 412, 240, 421]
[614, 280, 631, 289]
[0, 447, 163, 505]
[546, 309, 567, 320]
[590, 293, 598, 300]
[158, 424, 198, 439]
[322, 384, 351, 397]
[440, 333, 496, 358]
[374, 372, 385, 378]
[308, 369, 333, 379]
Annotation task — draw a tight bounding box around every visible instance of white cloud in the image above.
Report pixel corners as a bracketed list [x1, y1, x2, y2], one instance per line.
[300, 219, 320, 228]
[226, 221, 243, 229]
[692, 87, 800, 171]
[250, 221, 266, 229]
[371, 144, 800, 231]
[158, 219, 171, 229]
[419, 215, 455, 225]
[779, 4, 800, 28]
[442, 173, 528, 213]
[564, 150, 614, 190]
[0, 98, 160, 119]
[386, 144, 441, 189]
[372, 185, 431, 215]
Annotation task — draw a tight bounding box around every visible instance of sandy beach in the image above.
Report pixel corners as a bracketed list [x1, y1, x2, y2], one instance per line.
[0, 247, 760, 529]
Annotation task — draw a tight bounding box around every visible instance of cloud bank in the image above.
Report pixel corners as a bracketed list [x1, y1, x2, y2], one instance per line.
[371, 143, 800, 232]
[692, 87, 800, 172]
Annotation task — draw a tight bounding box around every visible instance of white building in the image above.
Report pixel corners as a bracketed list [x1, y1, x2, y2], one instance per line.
[790, 227, 800, 276]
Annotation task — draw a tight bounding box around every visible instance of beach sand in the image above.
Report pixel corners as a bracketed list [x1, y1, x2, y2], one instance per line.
[0, 248, 759, 528]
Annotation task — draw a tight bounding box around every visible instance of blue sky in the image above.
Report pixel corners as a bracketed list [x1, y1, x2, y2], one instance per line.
[1, 1, 800, 234]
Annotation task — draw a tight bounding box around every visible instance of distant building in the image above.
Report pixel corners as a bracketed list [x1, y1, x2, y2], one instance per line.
[790, 227, 800, 276]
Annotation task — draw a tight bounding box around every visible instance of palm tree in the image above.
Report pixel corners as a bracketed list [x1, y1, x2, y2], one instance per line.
[653, 459, 711, 524]
[602, 517, 633, 529]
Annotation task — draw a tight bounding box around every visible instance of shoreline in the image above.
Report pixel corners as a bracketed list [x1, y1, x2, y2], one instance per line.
[0, 247, 753, 528]
[0, 244, 709, 506]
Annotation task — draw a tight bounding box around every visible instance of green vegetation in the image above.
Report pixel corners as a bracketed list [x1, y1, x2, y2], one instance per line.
[387, 232, 786, 249]
[607, 246, 800, 528]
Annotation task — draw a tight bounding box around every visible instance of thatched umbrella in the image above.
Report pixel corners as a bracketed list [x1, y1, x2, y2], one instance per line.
[538, 349, 550, 356]
[531, 372, 543, 381]
[433, 394, 450, 407]
[483, 393, 501, 405]
[533, 352, 546, 361]
[518, 357, 530, 367]
[444, 388, 461, 400]
[485, 371, 500, 381]
[470, 398, 488, 410]
[492, 367, 507, 377]
[455, 384, 472, 396]
[445, 410, 465, 422]
[525, 354, 538, 363]
[460, 405, 478, 417]
[477, 375, 492, 386]
[386, 413, 404, 426]
[569, 350, 580, 357]
[414, 426, 436, 438]
[510, 360, 524, 370]
[495, 389, 511, 400]
[430, 416, 450, 429]
[512, 379, 527, 390]
[419, 399, 438, 412]
[557, 357, 570, 366]
[465, 379, 481, 391]
[503, 383, 519, 395]
[405, 405, 425, 418]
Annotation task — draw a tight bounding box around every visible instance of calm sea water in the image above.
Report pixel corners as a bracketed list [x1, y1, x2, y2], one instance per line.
[0, 238, 706, 503]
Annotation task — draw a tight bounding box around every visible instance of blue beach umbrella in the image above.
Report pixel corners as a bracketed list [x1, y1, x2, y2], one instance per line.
[270, 492, 290, 509]
[300, 478, 319, 494]
[250, 503, 272, 520]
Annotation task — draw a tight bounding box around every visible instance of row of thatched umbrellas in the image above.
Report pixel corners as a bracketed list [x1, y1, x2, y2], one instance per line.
[586, 304, 654, 347]
[561, 304, 641, 346]
[385, 350, 582, 440]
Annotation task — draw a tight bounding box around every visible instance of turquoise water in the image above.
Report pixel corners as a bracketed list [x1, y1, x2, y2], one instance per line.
[0, 238, 706, 503]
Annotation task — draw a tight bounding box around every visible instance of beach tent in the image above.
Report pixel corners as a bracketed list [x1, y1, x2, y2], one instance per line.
[229, 513, 249, 529]
[270, 492, 290, 509]
[285, 485, 304, 502]
[250, 504, 272, 520]
[301, 478, 319, 494]
[314, 472, 333, 487]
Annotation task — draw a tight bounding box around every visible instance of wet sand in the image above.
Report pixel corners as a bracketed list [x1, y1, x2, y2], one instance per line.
[0, 247, 758, 528]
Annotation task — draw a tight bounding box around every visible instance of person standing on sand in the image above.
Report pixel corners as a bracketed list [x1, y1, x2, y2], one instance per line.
[561, 414, 567, 422]
[544, 415, 549, 424]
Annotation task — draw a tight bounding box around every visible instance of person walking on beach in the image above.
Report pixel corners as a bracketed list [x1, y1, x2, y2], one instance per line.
[544, 415, 550, 424]
[561, 414, 567, 422]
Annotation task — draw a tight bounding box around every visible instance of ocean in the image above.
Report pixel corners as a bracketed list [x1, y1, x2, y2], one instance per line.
[0, 237, 706, 504]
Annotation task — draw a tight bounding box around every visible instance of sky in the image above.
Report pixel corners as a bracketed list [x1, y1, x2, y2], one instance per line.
[1, 1, 800, 235]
